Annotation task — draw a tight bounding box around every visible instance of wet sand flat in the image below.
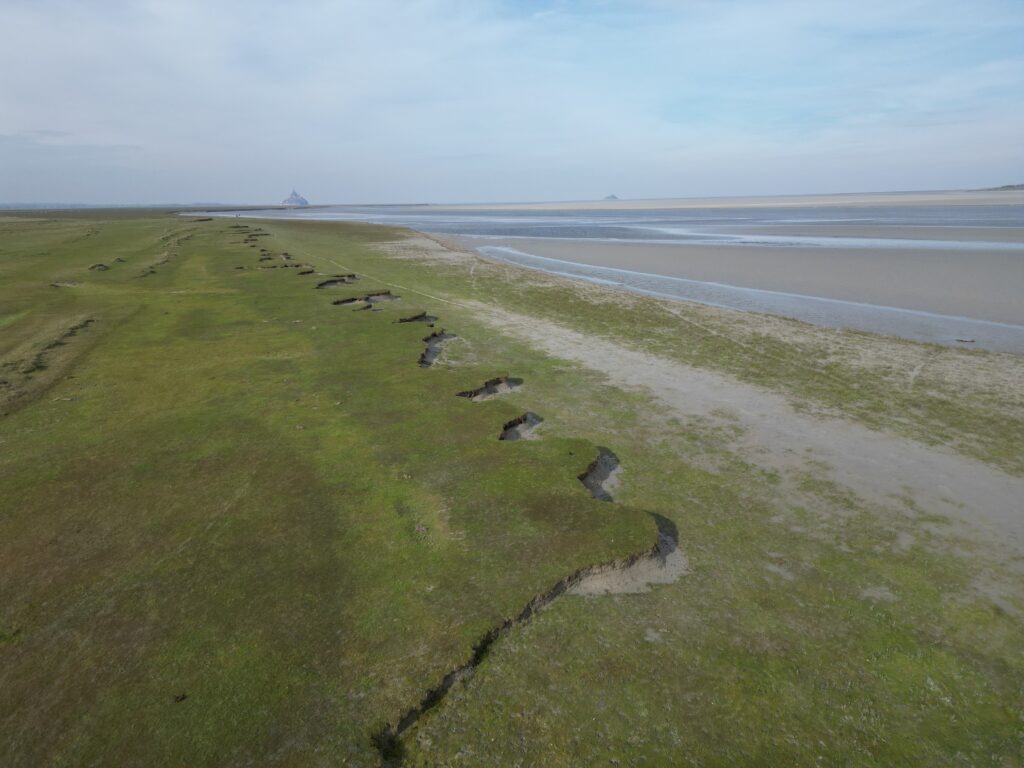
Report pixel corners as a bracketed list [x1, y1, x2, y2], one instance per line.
[717, 224, 1024, 244]
[435, 189, 1024, 211]
[458, 235, 1024, 326]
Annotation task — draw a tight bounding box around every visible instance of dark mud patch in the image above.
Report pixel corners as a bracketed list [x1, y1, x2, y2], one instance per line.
[192, 217, 213, 222]
[398, 312, 438, 326]
[498, 411, 543, 440]
[259, 256, 273, 262]
[372, 512, 684, 765]
[578, 447, 621, 501]
[50, 281, 80, 288]
[457, 376, 523, 402]
[418, 331, 456, 368]
[298, 268, 315, 275]
[88, 263, 109, 271]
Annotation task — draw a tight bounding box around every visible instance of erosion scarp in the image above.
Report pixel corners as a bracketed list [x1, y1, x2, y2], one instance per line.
[578, 447, 621, 501]
[397, 312, 438, 327]
[366, 291, 400, 304]
[569, 514, 688, 595]
[372, 513, 684, 766]
[457, 376, 523, 402]
[418, 330, 457, 368]
[498, 411, 543, 440]
[316, 275, 360, 289]
[333, 291, 402, 309]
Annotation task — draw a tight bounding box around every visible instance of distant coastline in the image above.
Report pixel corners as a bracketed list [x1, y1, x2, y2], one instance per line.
[424, 188, 1024, 212]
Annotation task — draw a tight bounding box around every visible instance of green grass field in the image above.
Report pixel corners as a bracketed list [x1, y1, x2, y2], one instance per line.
[1, 211, 1021, 767]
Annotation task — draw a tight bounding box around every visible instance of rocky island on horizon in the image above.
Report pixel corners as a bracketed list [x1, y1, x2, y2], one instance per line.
[282, 189, 309, 206]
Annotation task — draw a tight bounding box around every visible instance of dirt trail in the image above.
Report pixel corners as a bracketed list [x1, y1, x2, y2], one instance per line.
[467, 303, 1024, 554]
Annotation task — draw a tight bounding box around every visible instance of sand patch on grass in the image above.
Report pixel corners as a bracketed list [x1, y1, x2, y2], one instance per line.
[465, 302, 1024, 555]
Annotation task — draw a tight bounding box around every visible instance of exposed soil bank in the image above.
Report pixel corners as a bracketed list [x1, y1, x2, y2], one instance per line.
[578, 447, 621, 501]
[570, 514, 688, 595]
[315, 275, 359, 289]
[398, 312, 438, 326]
[457, 376, 523, 402]
[333, 291, 402, 308]
[418, 331, 456, 368]
[372, 512, 684, 765]
[499, 411, 543, 440]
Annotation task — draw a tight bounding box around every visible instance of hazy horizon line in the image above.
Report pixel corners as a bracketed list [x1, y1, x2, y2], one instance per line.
[3, 183, 1023, 211]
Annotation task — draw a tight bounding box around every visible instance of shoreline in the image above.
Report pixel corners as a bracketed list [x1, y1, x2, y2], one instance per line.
[185, 209, 1024, 352]
[425, 188, 1024, 211]
[453, 234, 1024, 325]
[445, 229, 1024, 353]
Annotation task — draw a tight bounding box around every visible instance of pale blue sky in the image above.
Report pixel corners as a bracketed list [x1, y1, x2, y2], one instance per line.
[1, 0, 1022, 204]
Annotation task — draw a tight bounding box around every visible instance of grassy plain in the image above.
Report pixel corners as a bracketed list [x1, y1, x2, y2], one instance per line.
[1, 211, 1021, 767]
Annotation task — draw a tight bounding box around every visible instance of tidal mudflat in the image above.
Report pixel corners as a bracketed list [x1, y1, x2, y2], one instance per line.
[225, 189, 1024, 352]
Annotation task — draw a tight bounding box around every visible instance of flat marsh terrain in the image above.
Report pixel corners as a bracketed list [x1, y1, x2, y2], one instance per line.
[1, 211, 1022, 766]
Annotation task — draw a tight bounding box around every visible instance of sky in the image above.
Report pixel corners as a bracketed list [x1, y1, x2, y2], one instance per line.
[1, 0, 1023, 205]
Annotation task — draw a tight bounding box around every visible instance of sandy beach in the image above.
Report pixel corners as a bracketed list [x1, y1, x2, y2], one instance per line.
[456, 233, 1024, 326]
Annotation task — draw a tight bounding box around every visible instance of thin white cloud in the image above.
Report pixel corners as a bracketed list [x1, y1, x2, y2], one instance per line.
[0, 0, 1021, 203]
